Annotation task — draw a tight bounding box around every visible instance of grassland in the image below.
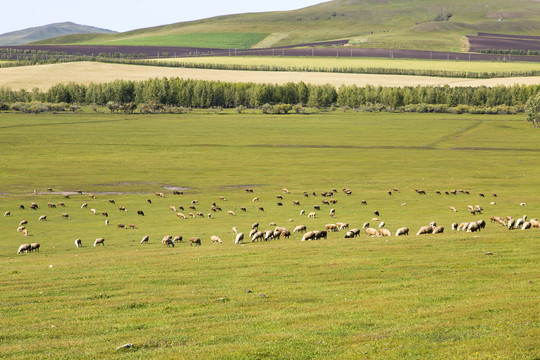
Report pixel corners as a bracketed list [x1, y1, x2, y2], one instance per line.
[76, 32, 268, 49]
[0, 111, 539, 359]
[2, 61, 540, 91]
[154, 56, 540, 76]
[32, 0, 540, 51]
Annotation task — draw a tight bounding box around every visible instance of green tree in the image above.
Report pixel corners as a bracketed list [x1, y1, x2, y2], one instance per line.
[525, 94, 540, 128]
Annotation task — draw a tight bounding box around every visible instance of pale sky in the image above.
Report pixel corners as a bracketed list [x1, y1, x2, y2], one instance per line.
[0, 1, 325, 35]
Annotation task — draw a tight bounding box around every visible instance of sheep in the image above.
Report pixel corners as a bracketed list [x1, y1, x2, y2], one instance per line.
[173, 236, 183, 244]
[258, 207, 265, 212]
[19, 205, 25, 210]
[19, 220, 28, 226]
[429, 221, 437, 227]
[109, 199, 116, 204]
[117, 223, 125, 229]
[75, 239, 82, 247]
[372, 218, 380, 222]
[378, 221, 386, 229]
[18, 243, 31, 254]
[176, 212, 186, 219]
[127, 224, 136, 229]
[252, 197, 259, 202]
[293, 200, 300, 206]
[282, 188, 290, 194]
[474, 205, 483, 214]
[30, 203, 38, 210]
[458, 222, 470, 231]
[161, 235, 174, 247]
[322, 199, 330, 205]
[219, 196, 226, 201]
[365, 228, 379, 237]
[432, 226, 444, 234]
[300, 210, 305, 216]
[467, 205, 476, 215]
[137, 210, 145, 216]
[173, 190, 183, 195]
[507, 218, 516, 230]
[515, 218, 525, 229]
[190, 237, 201, 246]
[189, 205, 196, 210]
[38, 215, 47, 221]
[377, 228, 391, 237]
[81, 203, 88, 209]
[252, 222, 259, 230]
[451, 223, 458, 230]
[362, 222, 370, 229]
[479, 193, 484, 197]
[211, 235, 223, 244]
[395, 227, 409, 236]
[276, 195, 283, 200]
[401, 203, 407, 206]
[467, 222, 480, 232]
[169, 206, 177, 211]
[94, 238, 105, 246]
[529, 219, 540, 228]
[4, 211, 10, 217]
[140, 235, 149, 244]
[314, 230, 327, 240]
[520, 203, 526, 206]
[435, 190, 441, 195]
[232, 226, 238, 234]
[308, 212, 316, 218]
[313, 205, 321, 211]
[281, 230, 291, 239]
[344, 230, 355, 238]
[17, 226, 26, 232]
[61, 213, 70, 219]
[147, 199, 152, 204]
[249, 229, 257, 238]
[105, 219, 109, 226]
[240, 207, 247, 212]
[264, 230, 274, 241]
[449, 206, 457, 212]
[521, 222, 531, 230]
[244, 187, 254, 193]
[293, 225, 307, 233]
[48, 203, 56, 208]
[22, 229, 28, 236]
[90, 208, 97, 215]
[101, 211, 108, 217]
[416, 225, 433, 235]
[337, 222, 349, 230]
[57, 202, 65, 207]
[301, 231, 316, 241]
[476, 219, 486, 229]
[325, 224, 338, 232]
[361, 200, 367, 205]
[350, 228, 361, 237]
[235, 233, 245, 244]
[251, 231, 264, 242]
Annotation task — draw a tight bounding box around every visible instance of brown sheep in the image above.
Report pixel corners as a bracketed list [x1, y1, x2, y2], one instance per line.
[377, 228, 391, 237]
[128, 224, 136, 229]
[38, 215, 47, 221]
[293, 225, 307, 233]
[190, 237, 201, 246]
[365, 228, 378, 237]
[173, 236, 183, 243]
[94, 238, 105, 246]
[251, 231, 264, 242]
[432, 226, 444, 234]
[281, 230, 290, 239]
[61, 213, 70, 219]
[325, 224, 338, 232]
[117, 223, 125, 228]
[301, 231, 316, 241]
[416, 225, 433, 235]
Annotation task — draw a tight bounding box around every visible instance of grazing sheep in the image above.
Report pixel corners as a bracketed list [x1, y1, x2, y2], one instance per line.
[57, 202, 65, 207]
[377, 228, 391, 237]
[264, 230, 274, 241]
[147, 199, 152, 204]
[490, 202, 496, 205]
[401, 203, 407, 206]
[476, 219, 486, 229]
[18, 243, 31, 254]
[432, 226, 444, 234]
[361, 200, 367, 205]
[219, 196, 226, 201]
[252, 197, 259, 202]
[61, 213, 70, 219]
[276, 195, 283, 200]
[128, 224, 136, 229]
[301, 231, 316, 241]
[281, 230, 291, 239]
[293, 200, 300, 206]
[520, 203, 526, 206]
[449, 206, 457, 212]
[188, 212, 195, 218]
[300, 210, 305, 216]
[235, 233, 245, 244]
[105, 219, 109, 226]
[325, 224, 338, 232]
[277, 202, 283, 206]
[435, 190, 441, 195]
[467, 222, 480, 232]
[190, 237, 201, 246]
[344, 231, 355, 238]
[173, 190, 183, 195]
[282, 188, 289, 194]
[4, 211, 10, 217]
[101, 211, 108, 217]
[416, 225, 434, 235]
[48, 203, 56, 208]
[189, 205, 196, 210]
[251, 231, 264, 242]
[350, 228, 361, 237]
[117, 223, 125, 228]
[372, 218, 380, 222]
[19, 205, 25, 210]
[395, 227, 409, 236]
[211, 235, 223, 244]
[227, 211, 236, 216]
[140, 236, 149, 244]
[19, 220, 28, 226]
[365, 228, 379, 237]
[173, 236, 183, 243]
[196, 212, 204, 217]
[374, 210, 380, 216]
[429, 221, 437, 227]
[22, 229, 28, 236]
[176, 212, 186, 219]
[338, 222, 349, 230]
[17, 226, 25, 232]
[322, 199, 330, 205]
[81, 203, 88, 208]
[94, 238, 105, 246]
[474, 205, 483, 213]
[521, 222, 531, 230]
[249, 229, 257, 238]
[258, 207, 265, 212]
[38, 215, 47, 221]
[378, 221, 386, 229]
[313, 205, 321, 211]
[529, 219, 539, 228]
[308, 212, 316, 218]
[169, 206, 177, 211]
[252, 222, 259, 230]
[75, 239, 82, 247]
[90, 208, 97, 215]
[451, 223, 458, 230]
[240, 207, 247, 212]
[362, 222, 370, 229]
[458, 222, 470, 231]
[137, 210, 144, 216]
[232, 227, 238, 234]
[244, 187, 254, 193]
[30, 203, 38, 210]
[314, 230, 327, 240]
[479, 193, 484, 197]
[515, 218, 525, 228]
[294, 225, 307, 233]
[507, 218, 515, 230]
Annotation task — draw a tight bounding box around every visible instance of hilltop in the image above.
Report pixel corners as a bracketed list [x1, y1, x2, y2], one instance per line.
[31, 0, 540, 52]
[0, 22, 116, 46]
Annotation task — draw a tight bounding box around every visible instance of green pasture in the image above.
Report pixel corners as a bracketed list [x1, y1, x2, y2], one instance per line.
[79, 32, 268, 49]
[154, 56, 540, 76]
[0, 111, 538, 359]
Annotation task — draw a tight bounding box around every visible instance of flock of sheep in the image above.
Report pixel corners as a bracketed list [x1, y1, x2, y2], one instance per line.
[6, 186, 537, 254]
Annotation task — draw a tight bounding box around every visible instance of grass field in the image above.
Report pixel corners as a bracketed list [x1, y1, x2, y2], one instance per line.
[2, 62, 540, 91]
[78, 32, 268, 49]
[0, 111, 539, 359]
[154, 56, 540, 75]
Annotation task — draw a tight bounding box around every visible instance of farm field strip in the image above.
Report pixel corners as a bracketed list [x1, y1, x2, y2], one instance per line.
[2, 62, 540, 91]
[153, 56, 540, 75]
[0, 112, 539, 359]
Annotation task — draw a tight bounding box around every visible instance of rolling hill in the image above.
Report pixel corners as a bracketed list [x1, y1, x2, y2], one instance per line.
[31, 0, 540, 52]
[0, 22, 116, 46]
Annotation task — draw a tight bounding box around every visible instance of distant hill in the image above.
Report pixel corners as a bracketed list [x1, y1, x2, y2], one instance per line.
[32, 0, 540, 52]
[0, 22, 116, 46]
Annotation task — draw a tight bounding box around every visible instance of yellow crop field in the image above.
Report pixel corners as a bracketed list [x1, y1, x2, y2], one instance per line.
[1, 62, 540, 91]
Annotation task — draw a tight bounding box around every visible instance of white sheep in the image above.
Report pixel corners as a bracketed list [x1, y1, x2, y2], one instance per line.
[395, 227, 409, 236]
[140, 235, 149, 244]
[211, 235, 223, 244]
[235, 233, 244, 244]
[75, 239, 82, 247]
[94, 237, 105, 246]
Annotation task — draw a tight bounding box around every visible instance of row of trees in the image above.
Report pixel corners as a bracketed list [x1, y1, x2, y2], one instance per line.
[1, 78, 539, 111]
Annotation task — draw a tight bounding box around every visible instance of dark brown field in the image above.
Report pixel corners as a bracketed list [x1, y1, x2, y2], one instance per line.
[468, 33, 540, 52]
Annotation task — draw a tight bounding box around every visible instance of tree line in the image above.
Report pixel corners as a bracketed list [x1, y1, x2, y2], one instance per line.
[0, 78, 539, 113]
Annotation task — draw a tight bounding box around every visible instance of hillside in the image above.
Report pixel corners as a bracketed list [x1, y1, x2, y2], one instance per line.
[31, 0, 540, 52]
[0, 22, 116, 46]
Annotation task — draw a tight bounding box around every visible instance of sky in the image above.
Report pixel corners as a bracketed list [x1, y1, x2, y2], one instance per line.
[0, 0, 326, 35]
